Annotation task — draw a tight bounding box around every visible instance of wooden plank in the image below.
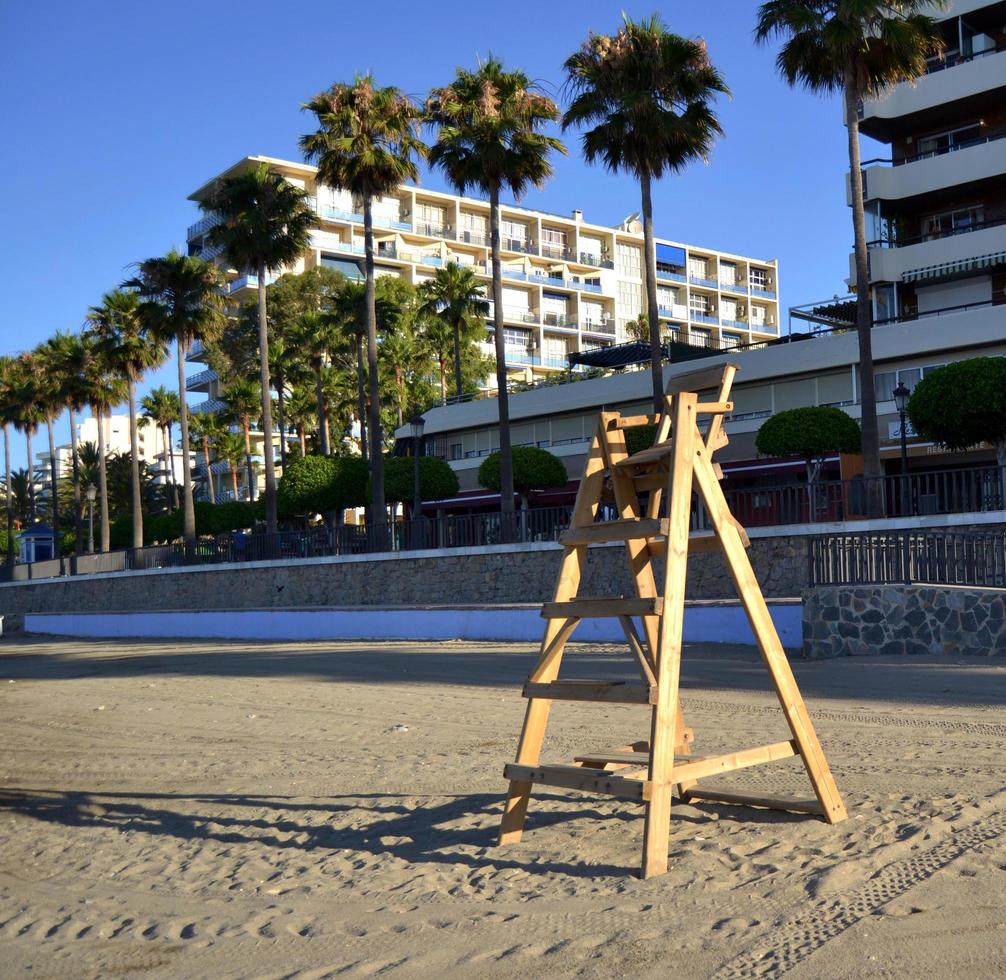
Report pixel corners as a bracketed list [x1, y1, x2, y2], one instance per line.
[681, 787, 824, 817]
[542, 596, 662, 619]
[504, 763, 651, 802]
[609, 414, 660, 429]
[642, 392, 697, 879]
[614, 439, 675, 469]
[618, 615, 657, 686]
[649, 525, 751, 556]
[701, 363, 738, 456]
[672, 740, 797, 782]
[694, 401, 733, 415]
[559, 518, 666, 546]
[499, 421, 608, 846]
[689, 432, 848, 826]
[523, 680, 657, 705]
[574, 750, 700, 767]
[664, 362, 740, 396]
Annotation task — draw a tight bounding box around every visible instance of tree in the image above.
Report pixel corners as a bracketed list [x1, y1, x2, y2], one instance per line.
[755, 405, 861, 517]
[415, 263, 490, 402]
[28, 344, 66, 540]
[213, 430, 246, 500]
[127, 250, 225, 546]
[201, 162, 316, 535]
[427, 58, 565, 518]
[277, 453, 337, 520]
[6, 354, 47, 524]
[189, 410, 223, 504]
[755, 0, 945, 492]
[140, 386, 181, 512]
[0, 356, 19, 563]
[479, 445, 568, 510]
[908, 357, 1006, 501]
[290, 308, 342, 456]
[87, 289, 168, 548]
[563, 14, 728, 414]
[77, 335, 127, 551]
[302, 76, 427, 522]
[222, 378, 261, 501]
[284, 382, 318, 456]
[384, 455, 459, 514]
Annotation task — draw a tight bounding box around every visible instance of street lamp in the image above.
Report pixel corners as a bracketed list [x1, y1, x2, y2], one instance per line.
[410, 413, 425, 532]
[893, 382, 911, 514]
[85, 483, 97, 554]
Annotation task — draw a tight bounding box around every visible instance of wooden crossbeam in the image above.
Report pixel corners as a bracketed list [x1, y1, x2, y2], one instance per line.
[560, 518, 666, 546]
[504, 763, 650, 802]
[541, 597, 662, 619]
[681, 788, 824, 816]
[522, 680, 657, 705]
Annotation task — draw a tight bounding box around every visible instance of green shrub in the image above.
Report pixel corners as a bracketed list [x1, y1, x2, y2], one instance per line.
[625, 423, 657, 456]
[479, 446, 568, 506]
[329, 456, 369, 513]
[278, 455, 338, 519]
[755, 407, 861, 460]
[383, 456, 459, 504]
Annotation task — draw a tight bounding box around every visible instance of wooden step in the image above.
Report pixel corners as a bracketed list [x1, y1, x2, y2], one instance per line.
[576, 740, 797, 779]
[504, 763, 651, 802]
[680, 787, 824, 817]
[614, 440, 675, 470]
[560, 518, 667, 546]
[523, 680, 657, 705]
[541, 596, 662, 619]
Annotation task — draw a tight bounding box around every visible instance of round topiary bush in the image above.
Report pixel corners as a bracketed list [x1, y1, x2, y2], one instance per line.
[383, 455, 460, 508]
[478, 446, 568, 507]
[755, 406, 861, 466]
[329, 456, 369, 515]
[278, 454, 338, 520]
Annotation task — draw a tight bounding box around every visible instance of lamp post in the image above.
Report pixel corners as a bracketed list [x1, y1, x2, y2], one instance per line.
[893, 382, 911, 516]
[85, 483, 97, 554]
[410, 413, 425, 548]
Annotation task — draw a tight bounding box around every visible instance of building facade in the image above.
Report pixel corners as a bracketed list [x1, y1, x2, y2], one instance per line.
[851, 0, 1006, 334]
[184, 156, 781, 413]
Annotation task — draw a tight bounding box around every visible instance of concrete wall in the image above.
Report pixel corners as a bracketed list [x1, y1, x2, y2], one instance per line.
[803, 584, 1006, 657]
[0, 535, 809, 625]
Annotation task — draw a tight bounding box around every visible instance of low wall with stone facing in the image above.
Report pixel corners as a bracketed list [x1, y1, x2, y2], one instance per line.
[0, 534, 808, 625]
[803, 585, 1006, 657]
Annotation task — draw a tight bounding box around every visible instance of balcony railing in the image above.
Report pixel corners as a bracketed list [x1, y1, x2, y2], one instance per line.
[415, 222, 450, 238]
[866, 215, 1006, 250]
[658, 304, 688, 321]
[656, 267, 687, 283]
[320, 206, 413, 232]
[689, 275, 719, 289]
[487, 306, 539, 324]
[579, 252, 613, 268]
[528, 271, 567, 287]
[185, 368, 217, 389]
[578, 281, 603, 294]
[542, 311, 575, 327]
[875, 294, 1006, 326]
[580, 318, 615, 335]
[540, 243, 574, 261]
[421, 255, 444, 268]
[502, 238, 536, 255]
[923, 42, 1005, 75]
[862, 128, 1006, 168]
[690, 311, 719, 325]
[749, 286, 777, 299]
[458, 229, 488, 246]
[719, 279, 747, 293]
[187, 213, 221, 239]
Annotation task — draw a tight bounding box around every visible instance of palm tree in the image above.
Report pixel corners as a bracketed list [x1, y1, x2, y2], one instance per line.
[416, 263, 490, 402]
[427, 58, 565, 515]
[189, 411, 222, 504]
[201, 162, 315, 534]
[78, 335, 127, 552]
[213, 430, 246, 500]
[127, 250, 225, 546]
[301, 75, 426, 520]
[6, 354, 46, 523]
[140, 386, 182, 511]
[0, 356, 18, 563]
[563, 15, 729, 413]
[222, 378, 261, 501]
[755, 0, 945, 487]
[26, 346, 65, 539]
[87, 289, 168, 548]
[38, 332, 89, 554]
[284, 384, 317, 455]
[290, 308, 342, 455]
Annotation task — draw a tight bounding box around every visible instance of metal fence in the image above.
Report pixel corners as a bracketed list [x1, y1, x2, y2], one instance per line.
[808, 529, 1006, 588]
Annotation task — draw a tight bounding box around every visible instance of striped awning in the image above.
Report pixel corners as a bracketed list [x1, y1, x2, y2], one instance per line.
[903, 249, 1006, 283]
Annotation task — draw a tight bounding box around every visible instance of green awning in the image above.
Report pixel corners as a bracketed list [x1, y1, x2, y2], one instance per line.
[903, 249, 1006, 283]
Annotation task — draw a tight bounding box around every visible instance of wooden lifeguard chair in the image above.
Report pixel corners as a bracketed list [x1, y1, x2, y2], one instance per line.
[498, 362, 847, 878]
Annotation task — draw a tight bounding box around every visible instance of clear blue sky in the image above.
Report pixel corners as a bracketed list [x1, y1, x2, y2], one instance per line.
[0, 0, 879, 469]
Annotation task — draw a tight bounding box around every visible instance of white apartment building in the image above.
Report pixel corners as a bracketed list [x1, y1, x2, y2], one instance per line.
[183, 156, 781, 413]
[850, 0, 1006, 335]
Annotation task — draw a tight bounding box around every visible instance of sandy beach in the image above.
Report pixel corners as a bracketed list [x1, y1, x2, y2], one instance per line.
[2, 634, 1005, 978]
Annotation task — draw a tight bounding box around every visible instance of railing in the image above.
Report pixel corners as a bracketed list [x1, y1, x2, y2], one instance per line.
[415, 223, 449, 238]
[808, 529, 1006, 588]
[580, 318, 615, 335]
[690, 311, 719, 325]
[658, 304, 688, 321]
[862, 128, 1006, 168]
[459, 229, 488, 246]
[750, 287, 777, 299]
[689, 275, 719, 289]
[540, 244, 574, 261]
[187, 213, 221, 239]
[185, 368, 217, 389]
[487, 306, 539, 324]
[579, 252, 613, 268]
[578, 281, 603, 294]
[866, 215, 1006, 250]
[528, 272, 567, 287]
[503, 238, 536, 255]
[542, 311, 575, 327]
[875, 295, 1005, 326]
[923, 43, 1005, 75]
[719, 279, 747, 293]
[656, 268, 687, 283]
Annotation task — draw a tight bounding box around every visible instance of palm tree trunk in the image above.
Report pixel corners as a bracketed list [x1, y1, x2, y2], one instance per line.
[439, 360, 447, 407]
[298, 425, 306, 455]
[127, 375, 143, 550]
[166, 423, 179, 512]
[68, 407, 82, 555]
[314, 363, 330, 455]
[640, 170, 664, 414]
[243, 419, 255, 502]
[845, 77, 881, 503]
[256, 266, 278, 534]
[3, 424, 14, 565]
[276, 368, 288, 471]
[489, 184, 515, 517]
[25, 429, 36, 522]
[230, 462, 239, 498]
[46, 418, 60, 543]
[175, 338, 196, 546]
[395, 367, 404, 428]
[363, 198, 385, 519]
[95, 410, 110, 552]
[356, 336, 368, 461]
[203, 436, 216, 504]
[453, 320, 463, 401]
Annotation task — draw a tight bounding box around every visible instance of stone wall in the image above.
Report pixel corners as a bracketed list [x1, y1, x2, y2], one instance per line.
[803, 585, 1006, 657]
[0, 534, 809, 624]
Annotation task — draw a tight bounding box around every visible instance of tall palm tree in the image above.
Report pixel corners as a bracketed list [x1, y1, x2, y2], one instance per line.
[301, 75, 426, 520]
[201, 162, 315, 534]
[189, 411, 222, 504]
[222, 378, 261, 501]
[755, 0, 945, 486]
[0, 356, 18, 563]
[284, 383, 317, 455]
[213, 430, 246, 500]
[290, 308, 342, 455]
[563, 14, 729, 413]
[25, 346, 65, 539]
[127, 250, 225, 546]
[416, 263, 490, 402]
[78, 335, 126, 552]
[427, 58, 565, 515]
[140, 386, 182, 512]
[6, 354, 46, 524]
[87, 289, 168, 548]
[39, 332, 90, 554]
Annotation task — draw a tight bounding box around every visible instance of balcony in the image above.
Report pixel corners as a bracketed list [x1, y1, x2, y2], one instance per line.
[749, 286, 777, 299]
[421, 255, 444, 268]
[719, 317, 749, 329]
[656, 268, 687, 284]
[185, 368, 217, 392]
[541, 355, 570, 369]
[224, 273, 278, 294]
[579, 251, 614, 268]
[187, 340, 207, 361]
[187, 213, 221, 240]
[580, 318, 615, 336]
[719, 279, 747, 294]
[487, 305, 539, 325]
[458, 229, 488, 247]
[528, 271, 567, 287]
[540, 243, 574, 261]
[542, 311, 576, 328]
[319, 205, 413, 232]
[689, 275, 719, 289]
[658, 304, 688, 321]
[577, 281, 603, 294]
[690, 311, 720, 326]
[414, 222, 451, 239]
[502, 238, 537, 256]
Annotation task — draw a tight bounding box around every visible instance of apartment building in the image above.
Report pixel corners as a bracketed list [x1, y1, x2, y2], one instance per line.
[850, 0, 1006, 334]
[183, 156, 781, 414]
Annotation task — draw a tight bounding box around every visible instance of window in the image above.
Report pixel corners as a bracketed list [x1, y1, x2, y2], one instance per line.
[749, 267, 769, 289]
[916, 123, 981, 158]
[541, 227, 568, 258]
[616, 243, 642, 278]
[618, 280, 642, 314]
[873, 370, 897, 403]
[459, 211, 487, 243]
[688, 256, 707, 279]
[750, 304, 767, 324]
[721, 298, 738, 321]
[720, 262, 737, 286]
[657, 286, 679, 310]
[450, 443, 463, 461]
[689, 292, 710, 314]
[721, 332, 742, 348]
[581, 300, 604, 325]
[415, 202, 446, 233]
[502, 327, 531, 349]
[817, 371, 854, 407]
[921, 205, 984, 239]
[502, 219, 528, 249]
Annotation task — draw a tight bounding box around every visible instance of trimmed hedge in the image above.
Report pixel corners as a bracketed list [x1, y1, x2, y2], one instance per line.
[478, 446, 567, 500]
[384, 455, 459, 504]
[755, 406, 861, 459]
